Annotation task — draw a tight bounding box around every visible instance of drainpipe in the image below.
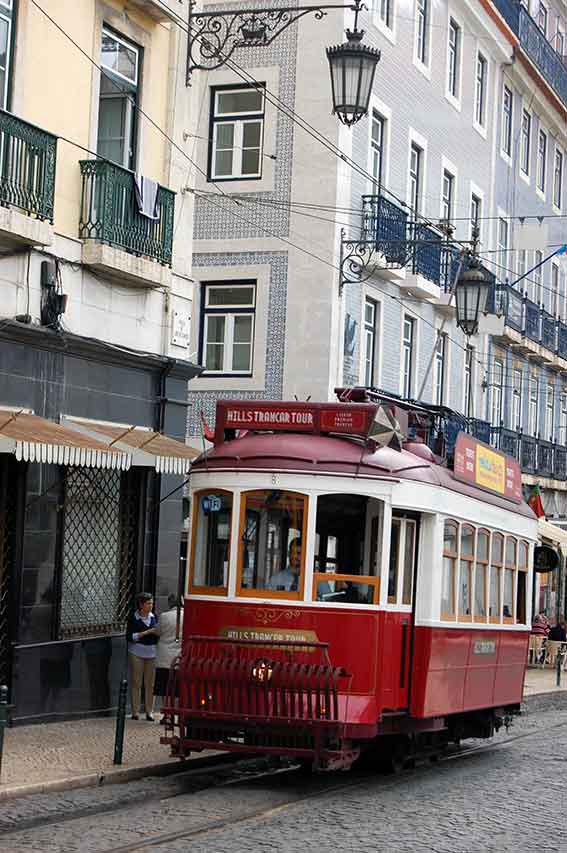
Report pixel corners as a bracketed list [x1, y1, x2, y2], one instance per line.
[146, 359, 175, 594]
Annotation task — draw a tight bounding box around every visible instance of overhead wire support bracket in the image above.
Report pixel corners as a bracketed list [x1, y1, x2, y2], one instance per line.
[187, 0, 361, 81]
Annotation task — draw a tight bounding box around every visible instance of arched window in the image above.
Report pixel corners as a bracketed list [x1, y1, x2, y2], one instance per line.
[442, 521, 458, 619]
[489, 533, 504, 622]
[459, 524, 475, 620]
[475, 530, 489, 621]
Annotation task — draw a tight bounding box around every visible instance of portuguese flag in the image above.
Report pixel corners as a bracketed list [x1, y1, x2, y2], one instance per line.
[528, 484, 546, 518]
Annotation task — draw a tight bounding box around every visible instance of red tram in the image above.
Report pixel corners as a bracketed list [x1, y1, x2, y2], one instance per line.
[161, 397, 538, 770]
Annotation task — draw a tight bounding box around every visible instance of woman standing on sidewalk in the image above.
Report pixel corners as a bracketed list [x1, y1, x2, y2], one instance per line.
[127, 592, 160, 721]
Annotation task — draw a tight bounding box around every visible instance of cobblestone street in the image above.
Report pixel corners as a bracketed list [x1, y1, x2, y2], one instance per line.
[1, 699, 566, 853]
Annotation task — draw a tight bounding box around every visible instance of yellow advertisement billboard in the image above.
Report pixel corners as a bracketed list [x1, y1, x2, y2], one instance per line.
[475, 444, 505, 495]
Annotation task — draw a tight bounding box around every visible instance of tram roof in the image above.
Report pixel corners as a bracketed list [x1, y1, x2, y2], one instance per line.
[191, 431, 536, 519]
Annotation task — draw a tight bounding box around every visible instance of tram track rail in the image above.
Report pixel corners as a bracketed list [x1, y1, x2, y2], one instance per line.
[3, 719, 566, 851]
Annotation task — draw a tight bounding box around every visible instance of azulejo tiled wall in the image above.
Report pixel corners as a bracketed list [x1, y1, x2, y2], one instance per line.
[193, 24, 297, 241]
[187, 251, 288, 437]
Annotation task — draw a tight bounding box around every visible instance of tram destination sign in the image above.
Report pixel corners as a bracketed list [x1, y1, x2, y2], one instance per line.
[453, 432, 522, 503]
[215, 400, 378, 443]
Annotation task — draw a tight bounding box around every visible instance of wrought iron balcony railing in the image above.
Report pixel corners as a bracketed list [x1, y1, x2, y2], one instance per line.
[519, 7, 567, 108]
[556, 446, 567, 480]
[541, 309, 557, 351]
[361, 193, 408, 266]
[492, 0, 520, 32]
[410, 221, 443, 284]
[524, 297, 541, 343]
[0, 109, 57, 222]
[79, 160, 175, 266]
[558, 322, 567, 359]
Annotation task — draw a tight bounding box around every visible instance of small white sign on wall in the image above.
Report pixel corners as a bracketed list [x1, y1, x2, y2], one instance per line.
[171, 311, 191, 348]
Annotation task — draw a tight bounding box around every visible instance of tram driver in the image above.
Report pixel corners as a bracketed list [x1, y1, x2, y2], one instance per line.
[268, 539, 302, 591]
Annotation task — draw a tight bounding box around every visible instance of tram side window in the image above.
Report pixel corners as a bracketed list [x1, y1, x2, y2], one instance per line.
[313, 493, 382, 605]
[442, 521, 458, 619]
[388, 516, 417, 605]
[489, 534, 503, 622]
[459, 525, 475, 620]
[517, 541, 529, 624]
[475, 530, 489, 621]
[238, 490, 306, 595]
[191, 491, 233, 590]
[504, 538, 516, 621]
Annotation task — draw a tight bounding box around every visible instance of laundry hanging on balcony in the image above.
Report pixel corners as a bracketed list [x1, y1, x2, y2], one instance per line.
[134, 174, 159, 220]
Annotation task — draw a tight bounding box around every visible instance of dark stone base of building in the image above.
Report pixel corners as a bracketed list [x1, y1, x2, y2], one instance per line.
[0, 321, 198, 723]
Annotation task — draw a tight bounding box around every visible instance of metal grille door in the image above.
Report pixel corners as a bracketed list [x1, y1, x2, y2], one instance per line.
[0, 458, 18, 689]
[59, 468, 141, 639]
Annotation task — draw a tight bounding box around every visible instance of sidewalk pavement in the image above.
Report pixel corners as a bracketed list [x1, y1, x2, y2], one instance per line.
[0, 715, 217, 801]
[0, 669, 564, 802]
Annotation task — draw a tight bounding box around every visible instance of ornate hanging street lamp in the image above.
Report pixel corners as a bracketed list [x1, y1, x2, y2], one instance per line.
[326, 7, 381, 126]
[454, 258, 491, 337]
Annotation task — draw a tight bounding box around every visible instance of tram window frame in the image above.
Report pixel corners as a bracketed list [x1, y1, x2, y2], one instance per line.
[474, 529, 489, 622]
[312, 493, 382, 606]
[458, 524, 475, 621]
[388, 516, 417, 606]
[517, 540, 529, 624]
[442, 520, 458, 619]
[236, 489, 308, 600]
[189, 489, 233, 596]
[503, 537, 516, 623]
[489, 533, 503, 623]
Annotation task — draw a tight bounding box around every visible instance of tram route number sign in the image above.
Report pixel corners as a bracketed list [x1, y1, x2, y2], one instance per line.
[473, 638, 496, 655]
[453, 433, 522, 504]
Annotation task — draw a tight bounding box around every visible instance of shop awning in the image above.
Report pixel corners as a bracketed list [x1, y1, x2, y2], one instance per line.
[0, 410, 132, 469]
[538, 518, 567, 554]
[61, 417, 199, 475]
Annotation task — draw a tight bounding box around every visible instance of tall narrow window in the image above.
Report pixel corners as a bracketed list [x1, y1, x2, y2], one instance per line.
[538, 2, 548, 35]
[529, 374, 539, 436]
[503, 538, 516, 621]
[441, 170, 454, 225]
[554, 147, 563, 208]
[364, 298, 378, 386]
[464, 345, 474, 416]
[545, 381, 555, 440]
[552, 262, 560, 316]
[491, 359, 504, 427]
[442, 521, 458, 618]
[557, 28, 565, 58]
[459, 525, 475, 619]
[475, 530, 489, 621]
[512, 368, 523, 430]
[489, 533, 503, 622]
[370, 111, 385, 188]
[447, 19, 460, 98]
[538, 129, 547, 192]
[521, 109, 531, 175]
[517, 541, 528, 624]
[560, 390, 567, 443]
[210, 86, 265, 180]
[409, 143, 422, 214]
[201, 282, 256, 374]
[518, 249, 527, 284]
[98, 28, 141, 169]
[470, 194, 481, 238]
[0, 0, 14, 111]
[376, 0, 392, 28]
[416, 0, 428, 64]
[475, 53, 487, 127]
[534, 249, 543, 303]
[402, 316, 415, 398]
[498, 218, 509, 281]
[434, 333, 447, 405]
[502, 86, 513, 157]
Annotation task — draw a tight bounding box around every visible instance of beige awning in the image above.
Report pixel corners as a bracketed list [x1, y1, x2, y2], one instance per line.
[61, 417, 199, 475]
[0, 410, 131, 469]
[538, 518, 567, 554]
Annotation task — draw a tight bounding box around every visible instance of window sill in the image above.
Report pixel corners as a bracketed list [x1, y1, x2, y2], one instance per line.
[208, 174, 263, 183]
[472, 120, 487, 141]
[519, 169, 530, 186]
[372, 15, 396, 43]
[536, 187, 546, 202]
[500, 150, 513, 167]
[236, 589, 304, 601]
[200, 372, 254, 379]
[445, 91, 461, 112]
[412, 56, 431, 80]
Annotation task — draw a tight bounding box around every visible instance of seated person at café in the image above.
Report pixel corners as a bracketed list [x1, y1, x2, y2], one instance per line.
[548, 620, 567, 642]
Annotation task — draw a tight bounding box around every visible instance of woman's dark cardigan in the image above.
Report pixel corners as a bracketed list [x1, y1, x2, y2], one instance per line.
[126, 612, 159, 646]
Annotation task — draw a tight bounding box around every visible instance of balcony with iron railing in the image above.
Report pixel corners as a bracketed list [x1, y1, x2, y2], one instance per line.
[491, 426, 567, 481]
[492, 0, 567, 109]
[0, 108, 57, 247]
[491, 281, 567, 364]
[361, 193, 408, 266]
[79, 159, 175, 288]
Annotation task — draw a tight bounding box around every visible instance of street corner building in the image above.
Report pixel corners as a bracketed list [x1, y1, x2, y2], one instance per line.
[0, 0, 200, 722]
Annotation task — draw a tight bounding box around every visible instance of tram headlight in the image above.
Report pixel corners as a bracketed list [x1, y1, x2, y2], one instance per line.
[251, 659, 273, 683]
